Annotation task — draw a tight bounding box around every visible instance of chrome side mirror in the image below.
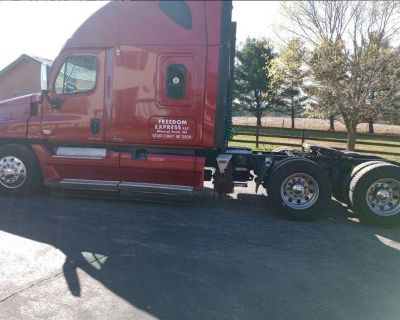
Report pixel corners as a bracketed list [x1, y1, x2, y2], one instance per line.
[40, 63, 48, 92]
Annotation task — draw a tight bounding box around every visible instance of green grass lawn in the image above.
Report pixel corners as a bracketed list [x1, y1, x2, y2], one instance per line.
[230, 127, 400, 162]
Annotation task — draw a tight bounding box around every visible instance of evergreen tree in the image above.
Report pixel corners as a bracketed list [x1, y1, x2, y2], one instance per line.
[234, 38, 280, 126]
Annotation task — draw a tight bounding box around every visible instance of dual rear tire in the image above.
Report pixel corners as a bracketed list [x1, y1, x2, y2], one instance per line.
[349, 162, 400, 226]
[267, 158, 400, 226]
[333, 160, 386, 205]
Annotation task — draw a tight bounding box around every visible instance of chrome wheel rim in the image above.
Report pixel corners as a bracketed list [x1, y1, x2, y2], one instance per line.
[280, 173, 319, 209]
[366, 178, 400, 216]
[0, 156, 27, 189]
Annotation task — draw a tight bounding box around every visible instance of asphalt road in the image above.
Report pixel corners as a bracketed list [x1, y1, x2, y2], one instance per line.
[1, 183, 400, 320]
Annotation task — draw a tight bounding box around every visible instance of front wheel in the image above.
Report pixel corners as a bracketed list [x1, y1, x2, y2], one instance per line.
[0, 144, 42, 196]
[267, 159, 332, 220]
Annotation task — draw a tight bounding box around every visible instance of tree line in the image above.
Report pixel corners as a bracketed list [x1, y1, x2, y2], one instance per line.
[233, 0, 400, 150]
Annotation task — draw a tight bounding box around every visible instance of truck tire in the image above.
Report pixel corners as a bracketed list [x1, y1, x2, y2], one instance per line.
[349, 163, 400, 226]
[267, 158, 332, 220]
[334, 160, 386, 205]
[0, 144, 42, 197]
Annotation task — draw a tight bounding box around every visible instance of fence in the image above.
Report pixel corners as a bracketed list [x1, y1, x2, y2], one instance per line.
[230, 125, 400, 157]
[232, 117, 400, 135]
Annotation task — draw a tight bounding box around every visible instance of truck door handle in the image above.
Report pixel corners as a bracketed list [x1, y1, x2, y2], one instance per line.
[90, 118, 101, 135]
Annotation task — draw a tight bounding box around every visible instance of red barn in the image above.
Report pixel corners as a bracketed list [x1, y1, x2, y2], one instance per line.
[0, 54, 52, 101]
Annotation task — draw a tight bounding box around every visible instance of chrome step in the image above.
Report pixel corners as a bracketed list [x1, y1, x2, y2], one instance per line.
[45, 179, 194, 195]
[45, 179, 119, 191]
[119, 182, 193, 195]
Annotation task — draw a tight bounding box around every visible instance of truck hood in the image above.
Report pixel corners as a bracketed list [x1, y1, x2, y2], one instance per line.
[0, 93, 41, 121]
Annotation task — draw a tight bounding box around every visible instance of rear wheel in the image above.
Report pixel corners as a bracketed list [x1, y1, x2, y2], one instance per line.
[267, 159, 332, 219]
[0, 144, 42, 196]
[334, 160, 386, 204]
[349, 163, 400, 226]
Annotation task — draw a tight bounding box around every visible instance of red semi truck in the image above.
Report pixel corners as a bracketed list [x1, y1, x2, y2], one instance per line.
[0, 1, 399, 226]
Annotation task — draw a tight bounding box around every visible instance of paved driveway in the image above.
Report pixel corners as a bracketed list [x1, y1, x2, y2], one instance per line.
[1, 183, 400, 320]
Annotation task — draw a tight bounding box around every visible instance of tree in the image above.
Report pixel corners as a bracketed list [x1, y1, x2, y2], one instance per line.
[234, 38, 279, 126]
[271, 38, 307, 128]
[305, 91, 341, 131]
[370, 47, 400, 126]
[306, 38, 349, 133]
[281, 1, 400, 150]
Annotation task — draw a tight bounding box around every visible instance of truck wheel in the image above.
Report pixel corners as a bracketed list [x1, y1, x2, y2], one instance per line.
[267, 159, 332, 220]
[0, 144, 42, 197]
[334, 161, 386, 205]
[349, 163, 400, 226]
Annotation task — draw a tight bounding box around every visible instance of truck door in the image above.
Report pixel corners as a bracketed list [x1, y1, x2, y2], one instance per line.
[41, 49, 105, 144]
[38, 49, 121, 183]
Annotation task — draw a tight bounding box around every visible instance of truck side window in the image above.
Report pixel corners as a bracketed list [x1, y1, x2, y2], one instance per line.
[54, 56, 97, 94]
[159, 1, 192, 30]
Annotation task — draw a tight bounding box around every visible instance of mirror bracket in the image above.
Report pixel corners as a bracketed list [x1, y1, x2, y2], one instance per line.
[40, 63, 62, 109]
[42, 91, 62, 109]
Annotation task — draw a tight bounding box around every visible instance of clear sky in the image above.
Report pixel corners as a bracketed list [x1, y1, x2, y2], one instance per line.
[0, 1, 279, 70]
[232, 1, 281, 46]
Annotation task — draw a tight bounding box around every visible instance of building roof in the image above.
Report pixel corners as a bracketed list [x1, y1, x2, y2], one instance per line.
[0, 54, 53, 79]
